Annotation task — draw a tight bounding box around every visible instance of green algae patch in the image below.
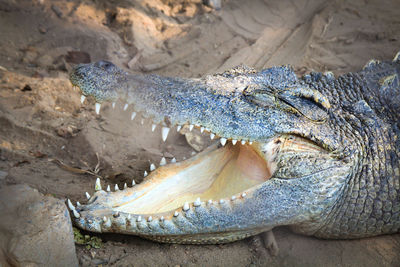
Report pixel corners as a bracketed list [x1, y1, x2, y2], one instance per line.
[73, 227, 103, 249]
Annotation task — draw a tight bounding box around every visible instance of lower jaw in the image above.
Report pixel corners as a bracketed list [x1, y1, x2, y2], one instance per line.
[71, 139, 278, 240]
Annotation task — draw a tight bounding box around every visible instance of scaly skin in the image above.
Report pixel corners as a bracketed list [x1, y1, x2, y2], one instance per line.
[67, 53, 400, 243]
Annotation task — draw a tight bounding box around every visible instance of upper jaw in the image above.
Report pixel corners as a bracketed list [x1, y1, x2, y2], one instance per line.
[70, 62, 343, 155]
[70, 62, 291, 144]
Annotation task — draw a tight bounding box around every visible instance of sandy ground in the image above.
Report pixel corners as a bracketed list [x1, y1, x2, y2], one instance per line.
[0, 0, 400, 266]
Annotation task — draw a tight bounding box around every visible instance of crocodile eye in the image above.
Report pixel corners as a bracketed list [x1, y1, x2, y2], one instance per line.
[244, 86, 330, 122]
[243, 86, 276, 107]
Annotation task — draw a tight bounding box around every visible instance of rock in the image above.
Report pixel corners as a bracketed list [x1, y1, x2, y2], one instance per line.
[181, 125, 213, 152]
[0, 184, 78, 267]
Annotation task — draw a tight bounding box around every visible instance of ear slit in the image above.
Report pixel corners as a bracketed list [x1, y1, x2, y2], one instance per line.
[287, 87, 331, 110]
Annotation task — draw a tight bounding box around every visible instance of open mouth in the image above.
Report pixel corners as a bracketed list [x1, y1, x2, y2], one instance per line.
[91, 140, 276, 216]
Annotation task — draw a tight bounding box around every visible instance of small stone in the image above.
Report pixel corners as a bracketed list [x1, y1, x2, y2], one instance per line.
[51, 4, 63, 18]
[204, 0, 222, 10]
[181, 125, 213, 152]
[38, 26, 47, 34]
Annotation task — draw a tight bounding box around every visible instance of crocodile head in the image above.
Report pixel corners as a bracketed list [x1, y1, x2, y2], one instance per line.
[68, 60, 366, 243]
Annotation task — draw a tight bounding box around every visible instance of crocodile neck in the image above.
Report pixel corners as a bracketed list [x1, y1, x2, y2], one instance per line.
[293, 71, 400, 238]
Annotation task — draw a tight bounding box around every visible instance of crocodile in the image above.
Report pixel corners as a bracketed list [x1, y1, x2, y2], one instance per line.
[67, 53, 400, 245]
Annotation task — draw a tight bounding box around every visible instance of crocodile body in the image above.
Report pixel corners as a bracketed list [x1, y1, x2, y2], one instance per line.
[67, 53, 400, 243]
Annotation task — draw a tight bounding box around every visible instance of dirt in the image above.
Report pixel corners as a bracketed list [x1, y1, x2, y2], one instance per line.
[0, 0, 399, 266]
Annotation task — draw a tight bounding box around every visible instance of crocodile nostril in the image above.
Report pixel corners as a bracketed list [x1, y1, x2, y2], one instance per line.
[97, 60, 114, 69]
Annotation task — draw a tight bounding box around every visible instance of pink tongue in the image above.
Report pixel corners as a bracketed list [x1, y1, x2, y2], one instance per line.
[236, 145, 271, 181]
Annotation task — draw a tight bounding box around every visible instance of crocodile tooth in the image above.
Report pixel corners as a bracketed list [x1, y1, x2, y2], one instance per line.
[219, 199, 225, 204]
[241, 140, 246, 145]
[150, 163, 156, 171]
[171, 157, 176, 163]
[189, 124, 194, 131]
[324, 71, 335, 79]
[363, 59, 380, 70]
[124, 183, 127, 189]
[143, 171, 148, 177]
[76, 201, 81, 206]
[393, 51, 400, 62]
[95, 177, 102, 191]
[106, 185, 111, 192]
[123, 103, 129, 111]
[137, 216, 142, 222]
[220, 138, 227, 146]
[161, 127, 170, 142]
[200, 127, 204, 133]
[80, 95, 86, 104]
[95, 103, 101, 114]
[85, 192, 90, 200]
[141, 119, 144, 125]
[174, 211, 179, 217]
[160, 157, 166, 166]
[207, 199, 212, 205]
[183, 202, 190, 211]
[249, 141, 253, 145]
[176, 125, 182, 132]
[72, 209, 80, 218]
[232, 139, 237, 145]
[147, 216, 153, 222]
[112, 102, 116, 109]
[103, 217, 111, 227]
[193, 197, 201, 207]
[127, 214, 132, 220]
[160, 216, 164, 222]
[131, 112, 136, 120]
[132, 179, 136, 186]
[151, 124, 157, 132]
[231, 196, 236, 201]
[241, 192, 247, 197]
[115, 184, 119, 191]
[210, 133, 215, 140]
[67, 199, 75, 210]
